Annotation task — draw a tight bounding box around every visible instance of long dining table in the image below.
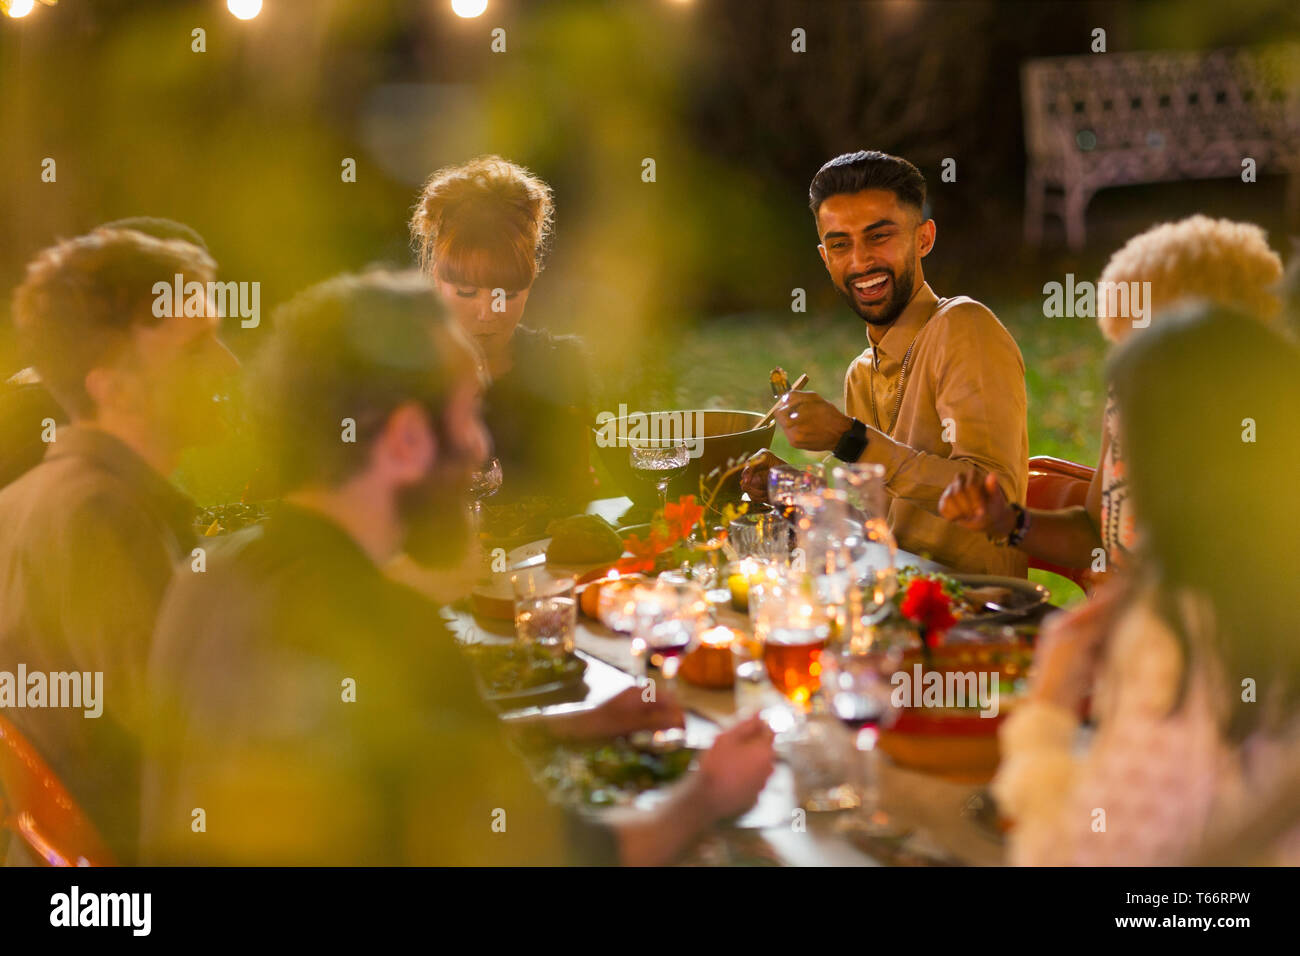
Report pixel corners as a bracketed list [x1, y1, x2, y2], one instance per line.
[447, 497, 1011, 866]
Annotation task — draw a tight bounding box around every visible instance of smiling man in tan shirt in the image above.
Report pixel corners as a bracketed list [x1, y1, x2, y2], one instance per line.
[743, 150, 1028, 576]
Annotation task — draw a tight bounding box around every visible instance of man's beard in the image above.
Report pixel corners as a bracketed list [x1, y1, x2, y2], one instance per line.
[839, 258, 916, 328]
[398, 467, 472, 568]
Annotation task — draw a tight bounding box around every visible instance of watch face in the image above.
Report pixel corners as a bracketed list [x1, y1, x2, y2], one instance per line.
[835, 425, 867, 462]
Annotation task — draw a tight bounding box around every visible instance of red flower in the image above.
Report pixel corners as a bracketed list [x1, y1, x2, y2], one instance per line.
[616, 527, 671, 575]
[663, 495, 704, 543]
[899, 577, 957, 648]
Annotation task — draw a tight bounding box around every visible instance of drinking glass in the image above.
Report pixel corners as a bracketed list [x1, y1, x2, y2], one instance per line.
[819, 628, 907, 732]
[469, 456, 503, 521]
[595, 576, 642, 633]
[730, 626, 769, 714]
[767, 464, 825, 528]
[728, 511, 790, 562]
[788, 712, 865, 812]
[632, 578, 708, 681]
[830, 463, 887, 520]
[821, 620, 915, 835]
[756, 585, 830, 713]
[745, 559, 791, 631]
[511, 569, 577, 654]
[792, 488, 858, 610]
[629, 442, 690, 511]
[830, 464, 898, 623]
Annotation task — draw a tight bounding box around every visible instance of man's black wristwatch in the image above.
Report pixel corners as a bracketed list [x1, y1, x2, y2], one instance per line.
[832, 418, 869, 462]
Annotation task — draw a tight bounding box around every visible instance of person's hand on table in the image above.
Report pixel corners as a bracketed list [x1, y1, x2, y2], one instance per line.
[582, 685, 685, 740]
[938, 471, 1017, 538]
[696, 714, 776, 821]
[612, 713, 775, 865]
[740, 450, 786, 503]
[775, 390, 852, 452]
[526, 686, 684, 743]
[1029, 580, 1129, 712]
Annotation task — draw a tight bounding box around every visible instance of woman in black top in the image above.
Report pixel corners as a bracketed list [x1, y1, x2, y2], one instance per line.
[410, 155, 594, 503]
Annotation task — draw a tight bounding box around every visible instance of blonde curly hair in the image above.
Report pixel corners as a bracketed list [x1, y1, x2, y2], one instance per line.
[1097, 215, 1284, 343]
[409, 155, 554, 292]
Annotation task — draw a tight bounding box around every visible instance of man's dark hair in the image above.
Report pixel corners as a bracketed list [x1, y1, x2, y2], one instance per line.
[11, 230, 216, 418]
[808, 150, 927, 218]
[97, 216, 208, 251]
[249, 270, 472, 492]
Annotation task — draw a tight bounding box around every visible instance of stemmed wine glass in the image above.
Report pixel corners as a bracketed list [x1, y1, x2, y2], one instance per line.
[469, 456, 503, 524]
[754, 582, 831, 739]
[630, 576, 705, 749]
[819, 620, 913, 835]
[629, 442, 689, 510]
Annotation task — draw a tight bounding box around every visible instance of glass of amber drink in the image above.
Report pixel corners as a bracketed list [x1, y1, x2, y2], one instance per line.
[757, 587, 830, 712]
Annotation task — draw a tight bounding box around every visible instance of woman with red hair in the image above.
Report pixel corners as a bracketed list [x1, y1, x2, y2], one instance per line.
[411, 155, 595, 504]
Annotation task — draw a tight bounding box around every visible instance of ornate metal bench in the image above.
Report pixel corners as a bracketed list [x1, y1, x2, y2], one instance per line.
[1021, 45, 1300, 249]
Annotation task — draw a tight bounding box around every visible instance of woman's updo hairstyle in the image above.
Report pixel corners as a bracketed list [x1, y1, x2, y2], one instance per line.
[410, 155, 554, 293]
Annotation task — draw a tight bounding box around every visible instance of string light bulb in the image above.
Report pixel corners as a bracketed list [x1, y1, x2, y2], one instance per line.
[227, 0, 262, 20]
[451, 0, 487, 18]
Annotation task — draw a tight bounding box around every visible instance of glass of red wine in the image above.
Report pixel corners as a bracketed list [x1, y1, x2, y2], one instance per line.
[818, 621, 911, 835]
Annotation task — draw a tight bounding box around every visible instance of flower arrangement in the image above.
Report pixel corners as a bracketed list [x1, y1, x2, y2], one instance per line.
[615, 457, 748, 575]
[897, 576, 958, 649]
[616, 495, 707, 575]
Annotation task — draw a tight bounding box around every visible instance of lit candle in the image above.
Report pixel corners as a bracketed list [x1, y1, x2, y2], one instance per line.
[700, 625, 738, 649]
[727, 558, 760, 612]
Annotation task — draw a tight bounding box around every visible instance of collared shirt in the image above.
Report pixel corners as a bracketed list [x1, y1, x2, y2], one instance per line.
[141, 504, 616, 866]
[0, 425, 195, 863]
[843, 282, 1029, 576]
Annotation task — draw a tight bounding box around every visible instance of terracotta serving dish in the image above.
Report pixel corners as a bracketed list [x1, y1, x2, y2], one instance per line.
[876, 639, 1032, 784]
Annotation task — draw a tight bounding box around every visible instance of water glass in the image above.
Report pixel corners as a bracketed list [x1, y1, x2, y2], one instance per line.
[829, 462, 888, 520]
[767, 464, 825, 527]
[788, 712, 865, 812]
[511, 569, 577, 654]
[728, 511, 790, 561]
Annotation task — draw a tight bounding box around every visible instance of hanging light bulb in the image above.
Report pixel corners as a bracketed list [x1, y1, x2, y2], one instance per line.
[227, 0, 262, 20]
[451, 0, 488, 18]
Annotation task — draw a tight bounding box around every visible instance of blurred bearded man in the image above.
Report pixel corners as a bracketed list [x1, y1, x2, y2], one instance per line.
[743, 150, 1028, 576]
[141, 271, 774, 866]
[0, 228, 237, 863]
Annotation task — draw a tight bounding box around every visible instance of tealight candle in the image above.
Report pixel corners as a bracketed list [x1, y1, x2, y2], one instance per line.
[727, 558, 760, 612]
[700, 625, 739, 649]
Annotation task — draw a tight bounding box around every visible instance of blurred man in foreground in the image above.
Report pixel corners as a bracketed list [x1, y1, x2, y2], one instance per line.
[0, 228, 236, 863]
[142, 271, 774, 866]
[743, 150, 1028, 575]
[0, 218, 213, 490]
